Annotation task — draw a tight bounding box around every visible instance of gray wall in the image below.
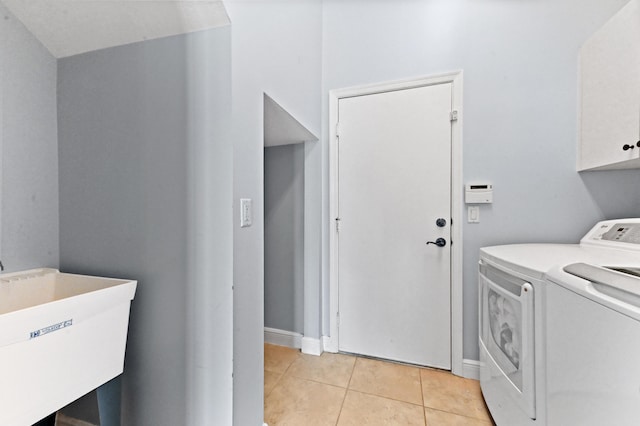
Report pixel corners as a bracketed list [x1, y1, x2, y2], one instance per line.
[225, 2, 323, 424]
[321, 0, 640, 361]
[264, 144, 305, 334]
[58, 27, 233, 426]
[0, 4, 59, 272]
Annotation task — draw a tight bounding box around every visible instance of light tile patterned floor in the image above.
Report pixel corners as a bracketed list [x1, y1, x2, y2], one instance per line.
[264, 344, 495, 426]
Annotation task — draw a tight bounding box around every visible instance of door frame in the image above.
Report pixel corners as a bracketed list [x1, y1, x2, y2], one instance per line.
[327, 71, 464, 376]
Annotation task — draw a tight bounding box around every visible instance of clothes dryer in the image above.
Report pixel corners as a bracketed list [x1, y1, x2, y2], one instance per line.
[478, 219, 640, 425]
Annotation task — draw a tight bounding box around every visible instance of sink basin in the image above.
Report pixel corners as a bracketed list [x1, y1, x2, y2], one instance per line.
[0, 268, 137, 425]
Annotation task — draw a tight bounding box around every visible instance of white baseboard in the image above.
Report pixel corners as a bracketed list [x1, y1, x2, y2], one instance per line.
[264, 327, 302, 349]
[322, 335, 337, 353]
[263, 329, 325, 356]
[462, 358, 480, 380]
[301, 336, 323, 356]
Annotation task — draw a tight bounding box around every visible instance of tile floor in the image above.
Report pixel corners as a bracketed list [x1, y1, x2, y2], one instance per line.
[264, 344, 495, 426]
[55, 413, 95, 426]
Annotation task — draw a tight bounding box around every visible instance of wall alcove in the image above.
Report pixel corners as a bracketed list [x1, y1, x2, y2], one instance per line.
[263, 93, 317, 347]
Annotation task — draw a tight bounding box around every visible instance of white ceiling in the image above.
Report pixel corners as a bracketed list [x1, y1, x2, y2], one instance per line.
[264, 94, 318, 147]
[1, 0, 230, 58]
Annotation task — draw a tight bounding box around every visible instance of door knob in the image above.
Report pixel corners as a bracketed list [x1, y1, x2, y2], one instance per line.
[436, 218, 447, 227]
[426, 238, 447, 247]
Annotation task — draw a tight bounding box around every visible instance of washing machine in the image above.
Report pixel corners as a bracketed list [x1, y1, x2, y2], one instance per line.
[544, 221, 640, 425]
[478, 218, 640, 426]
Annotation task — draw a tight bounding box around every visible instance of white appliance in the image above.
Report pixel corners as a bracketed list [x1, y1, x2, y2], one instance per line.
[478, 219, 640, 426]
[544, 221, 640, 425]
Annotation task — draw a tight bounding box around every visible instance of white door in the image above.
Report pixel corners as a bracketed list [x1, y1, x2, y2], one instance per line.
[337, 83, 452, 368]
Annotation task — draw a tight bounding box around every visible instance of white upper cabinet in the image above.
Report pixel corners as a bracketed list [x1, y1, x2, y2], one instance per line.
[578, 0, 640, 171]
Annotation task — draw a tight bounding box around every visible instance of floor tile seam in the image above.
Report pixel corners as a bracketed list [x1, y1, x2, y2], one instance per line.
[419, 366, 427, 426]
[337, 350, 454, 377]
[264, 355, 299, 366]
[334, 384, 349, 426]
[348, 352, 433, 369]
[345, 357, 358, 389]
[264, 371, 284, 400]
[419, 369, 475, 388]
[354, 358, 422, 385]
[279, 353, 301, 377]
[423, 405, 493, 422]
[264, 366, 289, 375]
[284, 357, 357, 386]
[284, 373, 350, 389]
[349, 354, 454, 381]
[348, 356, 423, 406]
[350, 359, 424, 385]
[346, 388, 424, 408]
[283, 374, 351, 392]
[335, 356, 359, 426]
[263, 373, 346, 425]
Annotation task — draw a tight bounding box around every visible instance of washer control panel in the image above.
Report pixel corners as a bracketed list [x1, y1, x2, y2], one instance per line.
[582, 219, 640, 247]
[602, 223, 640, 244]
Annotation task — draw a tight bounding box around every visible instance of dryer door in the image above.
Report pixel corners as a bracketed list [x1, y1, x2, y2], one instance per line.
[479, 261, 536, 419]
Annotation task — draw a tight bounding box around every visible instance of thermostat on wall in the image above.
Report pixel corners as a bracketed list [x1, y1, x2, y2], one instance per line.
[465, 184, 493, 204]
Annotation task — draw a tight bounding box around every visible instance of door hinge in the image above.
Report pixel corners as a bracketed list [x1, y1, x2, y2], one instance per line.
[450, 110, 458, 122]
[337, 312, 340, 327]
[335, 217, 341, 232]
[336, 122, 341, 139]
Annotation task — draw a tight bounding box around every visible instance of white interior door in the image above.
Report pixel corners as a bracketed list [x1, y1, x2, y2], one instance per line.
[337, 83, 452, 369]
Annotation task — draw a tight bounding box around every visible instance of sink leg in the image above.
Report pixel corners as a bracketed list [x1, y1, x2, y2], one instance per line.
[32, 413, 56, 426]
[97, 375, 122, 426]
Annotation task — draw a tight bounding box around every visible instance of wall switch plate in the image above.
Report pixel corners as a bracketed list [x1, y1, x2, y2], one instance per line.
[240, 198, 252, 227]
[468, 206, 480, 223]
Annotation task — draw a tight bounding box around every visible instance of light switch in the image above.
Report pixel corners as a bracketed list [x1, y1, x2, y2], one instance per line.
[240, 198, 252, 227]
[468, 206, 480, 223]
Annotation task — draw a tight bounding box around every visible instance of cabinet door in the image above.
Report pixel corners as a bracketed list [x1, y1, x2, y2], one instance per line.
[578, 0, 640, 171]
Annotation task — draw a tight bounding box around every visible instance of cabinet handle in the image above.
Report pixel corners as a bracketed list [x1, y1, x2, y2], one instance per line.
[623, 144, 635, 151]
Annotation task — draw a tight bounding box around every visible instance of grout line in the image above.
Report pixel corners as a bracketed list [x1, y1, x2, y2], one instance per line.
[334, 387, 348, 426]
[335, 356, 359, 425]
[264, 346, 301, 400]
[424, 407, 494, 424]
[285, 375, 350, 389]
[265, 345, 492, 425]
[347, 357, 425, 407]
[346, 357, 358, 390]
[264, 371, 284, 399]
[346, 389, 424, 408]
[420, 369, 427, 426]
[280, 374, 348, 391]
[341, 351, 449, 373]
[282, 357, 298, 375]
[263, 348, 301, 422]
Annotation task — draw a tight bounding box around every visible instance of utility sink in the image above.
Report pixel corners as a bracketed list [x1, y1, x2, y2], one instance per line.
[0, 268, 137, 426]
